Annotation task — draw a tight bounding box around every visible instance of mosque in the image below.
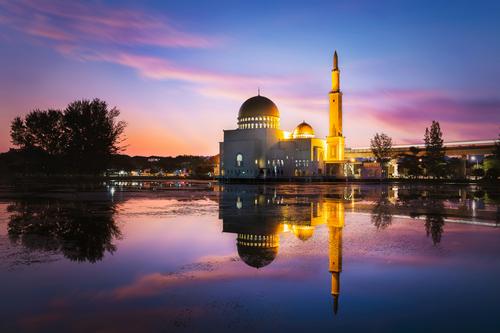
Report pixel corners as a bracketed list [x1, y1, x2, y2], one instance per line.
[219, 52, 345, 179]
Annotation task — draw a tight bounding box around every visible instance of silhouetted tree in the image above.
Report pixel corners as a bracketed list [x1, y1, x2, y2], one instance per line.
[18, 109, 66, 154]
[423, 121, 445, 178]
[10, 109, 66, 173]
[398, 146, 422, 178]
[370, 133, 393, 177]
[472, 167, 485, 179]
[7, 199, 121, 263]
[483, 132, 500, 180]
[445, 157, 465, 179]
[64, 99, 126, 174]
[10, 99, 126, 175]
[494, 132, 500, 160]
[484, 157, 500, 180]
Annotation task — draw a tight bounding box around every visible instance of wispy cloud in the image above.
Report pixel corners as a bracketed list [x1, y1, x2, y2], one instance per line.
[0, 0, 217, 48]
[344, 89, 500, 145]
[0, 0, 305, 100]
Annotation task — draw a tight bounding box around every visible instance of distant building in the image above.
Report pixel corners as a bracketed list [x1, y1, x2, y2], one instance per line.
[219, 52, 345, 179]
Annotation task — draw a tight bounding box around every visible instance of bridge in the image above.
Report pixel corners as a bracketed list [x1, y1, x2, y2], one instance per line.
[345, 139, 497, 160]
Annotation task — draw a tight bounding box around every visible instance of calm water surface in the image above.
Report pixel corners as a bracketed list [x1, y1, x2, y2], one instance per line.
[0, 183, 499, 332]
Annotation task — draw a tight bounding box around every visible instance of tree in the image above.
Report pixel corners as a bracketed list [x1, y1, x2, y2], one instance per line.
[10, 117, 28, 148]
[494, 132, 500, 160]
[9, 99, 126, 175]
[64, 99, 126, 174]
[10, 109, 66, 173]
[484, 157, 500, 180]
[472, 167, 485, 179]
[370, 133, 393, 177]
[482, 133, 500, 180]
[445, 157, 465, 179]
[424, 121, 445, 178]
[10, 109, 65, 155]
[398, 146, 422, 178]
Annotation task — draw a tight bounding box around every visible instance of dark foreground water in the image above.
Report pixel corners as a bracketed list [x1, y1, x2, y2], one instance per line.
[0, 183, 499, 332]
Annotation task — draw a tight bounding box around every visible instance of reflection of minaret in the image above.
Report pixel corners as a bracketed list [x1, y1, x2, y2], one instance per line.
[327, 201, 344, 315]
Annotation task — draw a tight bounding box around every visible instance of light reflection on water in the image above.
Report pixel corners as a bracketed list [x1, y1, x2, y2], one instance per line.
[0, 183, 499, 332]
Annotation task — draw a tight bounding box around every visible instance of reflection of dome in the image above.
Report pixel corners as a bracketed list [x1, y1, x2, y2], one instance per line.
[292, 121, 315, 139]
[292, 225, 314, 241]
[236, 233, 279, 268]
[237, 96, 280, 130]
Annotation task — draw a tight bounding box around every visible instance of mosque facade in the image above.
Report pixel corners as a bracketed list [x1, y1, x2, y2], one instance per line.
[219, 52, 345, 179]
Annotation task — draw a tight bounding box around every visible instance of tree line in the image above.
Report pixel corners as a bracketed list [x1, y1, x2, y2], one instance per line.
[370, 121, 500, 179]
[8, 99, 126, 175]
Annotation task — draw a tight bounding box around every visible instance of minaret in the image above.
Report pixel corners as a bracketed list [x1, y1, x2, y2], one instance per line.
[329, 51, 342, 137]
[327, 201, 344, 315]
[326, 51, 345, 165]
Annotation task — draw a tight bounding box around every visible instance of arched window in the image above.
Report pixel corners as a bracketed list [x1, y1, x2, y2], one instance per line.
[236, 153, 243, 167]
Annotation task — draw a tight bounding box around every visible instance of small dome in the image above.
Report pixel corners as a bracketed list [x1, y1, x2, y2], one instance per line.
[292, 225, 314, 241]
[238, 95, 279, 119]
[292, 121, 315, 139]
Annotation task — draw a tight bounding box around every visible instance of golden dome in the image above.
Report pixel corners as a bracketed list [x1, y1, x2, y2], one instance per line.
[236, 233, 279, 269]
[292, 121, 315, 139]
[291, 225, 314, 241]
[238, 95, 279, 119]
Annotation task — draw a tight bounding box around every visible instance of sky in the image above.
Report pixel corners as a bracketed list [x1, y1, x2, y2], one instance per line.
[0, 0, 499, 156]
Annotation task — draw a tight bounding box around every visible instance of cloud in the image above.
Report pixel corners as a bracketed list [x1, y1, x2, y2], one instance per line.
[0, 0, 305, 101]
[110, 255, 303, 300]
[85, 51, 293, 87]
[344, 89, 500, 144]
[0, 0, 217, 48]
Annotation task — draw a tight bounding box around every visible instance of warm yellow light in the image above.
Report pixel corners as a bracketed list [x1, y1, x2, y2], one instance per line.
[291, 225, 314, 241]
[292, 121, 315, 139]
[283, 131, 292, 139]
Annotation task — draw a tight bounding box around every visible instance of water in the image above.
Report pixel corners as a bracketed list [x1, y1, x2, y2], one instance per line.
[0, 183, 499, 332]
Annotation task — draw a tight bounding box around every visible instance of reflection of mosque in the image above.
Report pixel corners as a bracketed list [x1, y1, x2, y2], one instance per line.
[217, 184, 500, 314]
[218, 187, 347, 314]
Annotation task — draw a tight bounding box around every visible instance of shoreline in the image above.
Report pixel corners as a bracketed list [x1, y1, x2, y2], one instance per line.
[0, 175, 498, 185]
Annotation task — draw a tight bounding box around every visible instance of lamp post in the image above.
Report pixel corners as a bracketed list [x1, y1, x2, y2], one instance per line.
[470, 156, 479, 180]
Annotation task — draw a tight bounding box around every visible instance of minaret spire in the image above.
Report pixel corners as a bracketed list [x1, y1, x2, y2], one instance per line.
[333, 51, 338, 71]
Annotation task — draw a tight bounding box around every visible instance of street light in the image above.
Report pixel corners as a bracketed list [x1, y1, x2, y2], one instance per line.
[471, 156, 478, 167]
[470, 156, 479, 180]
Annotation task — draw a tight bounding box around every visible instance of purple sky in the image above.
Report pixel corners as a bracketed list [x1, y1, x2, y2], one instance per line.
[0, 0, 499, 156]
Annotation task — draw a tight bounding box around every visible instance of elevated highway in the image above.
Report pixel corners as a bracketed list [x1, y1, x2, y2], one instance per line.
[345, 139, 497, 160]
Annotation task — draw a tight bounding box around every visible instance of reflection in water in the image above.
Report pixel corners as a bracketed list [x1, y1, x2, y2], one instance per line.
[7, 199, 120, 263]
[423, 200, 446, 245]
[371, 189, 393, 230]
[219, 189, 346, 314]
[1, 183, 499, 331]
[393, 189, 448, 245]
[327, 202, 343, 315]
[218, 184, 500, 315]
